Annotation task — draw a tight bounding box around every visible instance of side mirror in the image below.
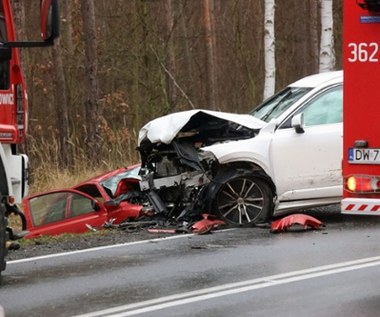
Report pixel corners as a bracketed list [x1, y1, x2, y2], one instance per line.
[291, 113, 305, 134]
[41, 0, 60, 42]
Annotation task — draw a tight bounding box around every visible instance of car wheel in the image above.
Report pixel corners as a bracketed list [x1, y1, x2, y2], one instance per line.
[210, 169, 274, 226]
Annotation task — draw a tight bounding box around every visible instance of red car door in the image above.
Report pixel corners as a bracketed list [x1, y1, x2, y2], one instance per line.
[23, 189, 109, 238]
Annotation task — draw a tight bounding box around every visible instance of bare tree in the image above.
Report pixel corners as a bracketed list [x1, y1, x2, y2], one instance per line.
[164, 0, 177, 110]
[80, 0, 100, 161]
[12, 0, 27, 70]
[309, 0, 320, 73]
[202, 0, 217, 110]
[319, 0, 335, 72]
[263, 0, 276, 100]
[62, 0, 74, 56]
[178, 1, 196, 109]
[52, 39, 70, 168]
[12, 0, 26, 39]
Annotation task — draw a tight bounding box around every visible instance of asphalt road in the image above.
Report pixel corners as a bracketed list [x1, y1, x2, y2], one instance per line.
[2, 210, 380, 317]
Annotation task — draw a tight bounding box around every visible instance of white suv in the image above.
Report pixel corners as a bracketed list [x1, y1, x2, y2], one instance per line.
[138, 71, 343, 226]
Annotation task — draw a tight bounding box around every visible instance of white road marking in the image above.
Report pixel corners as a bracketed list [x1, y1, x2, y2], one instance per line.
[72, 255, 380, 317]
[8, 229, 235, 265]
[7, 234, 195, 265]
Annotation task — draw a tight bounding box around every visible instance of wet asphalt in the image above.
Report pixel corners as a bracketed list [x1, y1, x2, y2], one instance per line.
[2, 207, 380, 317]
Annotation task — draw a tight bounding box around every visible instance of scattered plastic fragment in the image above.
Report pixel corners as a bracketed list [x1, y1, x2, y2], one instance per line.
[191, 214, 225, 234]
[270, 214, 324, 233]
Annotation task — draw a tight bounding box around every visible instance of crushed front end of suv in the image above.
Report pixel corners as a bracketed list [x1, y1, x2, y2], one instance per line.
[137, 71, 343, 226]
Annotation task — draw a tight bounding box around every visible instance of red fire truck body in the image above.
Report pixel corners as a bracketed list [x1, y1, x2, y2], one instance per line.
[0, 0, 59, 278]
[342, 1, 380, 215]
[0, 1, 28, 206]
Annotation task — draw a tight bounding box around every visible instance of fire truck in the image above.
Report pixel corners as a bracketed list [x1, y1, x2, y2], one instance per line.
[0, 0, 59, 278]
[341, 1, 380, 215]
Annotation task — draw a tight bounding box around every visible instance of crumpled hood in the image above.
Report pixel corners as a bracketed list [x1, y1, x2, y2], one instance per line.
[138, 109, 266, 145]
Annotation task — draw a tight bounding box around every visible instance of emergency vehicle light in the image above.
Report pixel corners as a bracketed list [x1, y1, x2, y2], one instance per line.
[357, 0, 380, 13]
[345, 175, 380, 193]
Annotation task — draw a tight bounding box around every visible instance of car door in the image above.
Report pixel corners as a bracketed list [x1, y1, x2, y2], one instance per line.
[23, 189, 108, 238]
[269, 84, 343, 201]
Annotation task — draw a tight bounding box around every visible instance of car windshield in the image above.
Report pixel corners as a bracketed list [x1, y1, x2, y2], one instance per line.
[100, 166, 141, 196]
[250, 87, 312, 122]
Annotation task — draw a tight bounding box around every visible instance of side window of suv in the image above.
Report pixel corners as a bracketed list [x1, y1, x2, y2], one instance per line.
[281, 85, 343, 128]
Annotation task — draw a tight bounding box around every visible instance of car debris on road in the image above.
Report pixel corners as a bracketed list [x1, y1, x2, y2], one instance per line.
[89, 213, 226, 235]
[270, 214, 325, 233]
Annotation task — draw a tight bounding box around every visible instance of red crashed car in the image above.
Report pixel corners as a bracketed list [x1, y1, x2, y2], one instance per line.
[22, 164, 143, 238]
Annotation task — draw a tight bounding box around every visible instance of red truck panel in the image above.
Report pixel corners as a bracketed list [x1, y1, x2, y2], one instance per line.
[342, 1, 380, 213]
[0, 1, 27, 144]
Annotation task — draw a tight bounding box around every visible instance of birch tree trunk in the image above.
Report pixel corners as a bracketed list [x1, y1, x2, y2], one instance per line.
[263, 0, 275, 100]
[202, 0, 217, 110]
[319, 0, 335, 72]
[80, 0, 100, 161]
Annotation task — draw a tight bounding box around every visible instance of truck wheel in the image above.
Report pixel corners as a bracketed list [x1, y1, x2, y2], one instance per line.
[0, 198, 7, 275]
[209, 169, 274, 226]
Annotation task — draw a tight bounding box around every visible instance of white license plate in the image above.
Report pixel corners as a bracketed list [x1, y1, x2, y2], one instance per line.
[349, 148, 380, 164]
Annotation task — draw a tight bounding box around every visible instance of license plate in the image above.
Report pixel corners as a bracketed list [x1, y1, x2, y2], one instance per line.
[349, 147, 380, 164]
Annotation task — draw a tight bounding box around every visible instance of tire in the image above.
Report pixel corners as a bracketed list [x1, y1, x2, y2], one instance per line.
[0, 197, 7, 276]
[209, 169, 274, 226]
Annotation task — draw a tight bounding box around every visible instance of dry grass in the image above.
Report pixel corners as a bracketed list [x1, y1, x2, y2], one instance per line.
[29, 164, 111, 194]
[25, 123, 140, 194]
